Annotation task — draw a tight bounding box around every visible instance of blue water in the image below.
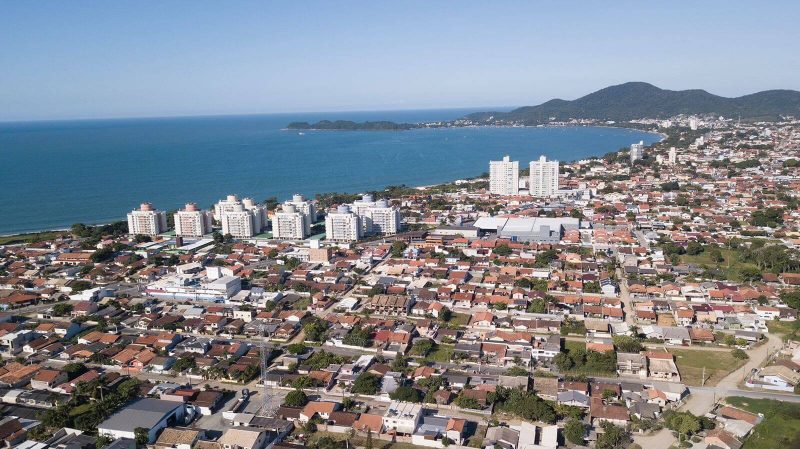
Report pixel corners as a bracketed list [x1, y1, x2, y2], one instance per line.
[0, 109, 660, 235]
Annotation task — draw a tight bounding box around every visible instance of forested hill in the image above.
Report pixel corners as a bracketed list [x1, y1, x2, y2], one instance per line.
[465, 82, 800, 124]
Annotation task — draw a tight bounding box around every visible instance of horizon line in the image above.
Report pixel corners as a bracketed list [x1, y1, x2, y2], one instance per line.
[0, 105, 517, 126]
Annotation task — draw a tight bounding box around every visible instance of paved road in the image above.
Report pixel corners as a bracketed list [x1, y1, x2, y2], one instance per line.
[616, 267, 635, 326]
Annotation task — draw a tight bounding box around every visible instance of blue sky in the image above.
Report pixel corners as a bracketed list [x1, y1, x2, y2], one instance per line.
[1, 1, 798, 121]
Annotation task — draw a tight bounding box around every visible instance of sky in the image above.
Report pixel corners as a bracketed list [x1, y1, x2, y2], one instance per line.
[1, 1, 799, 121]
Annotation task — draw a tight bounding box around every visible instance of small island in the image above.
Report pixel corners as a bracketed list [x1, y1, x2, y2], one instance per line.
[287, 120, 420, 131]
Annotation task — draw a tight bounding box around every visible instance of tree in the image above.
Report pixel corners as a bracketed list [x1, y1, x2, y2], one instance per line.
[595, 422, 627, 449]
[134, 427, 149, 446]
[391, 354, 408, 371]
[527, 298, 547, 313]
[686, 241, 704, 256]
[351, 372, 381, 395]
[553, 352, 574, 371]
[391, 240, 408, 258]
[731, 348, 749, 360]
[492, 244, 512, 256]
[343, 325, 371, 347]
[62, 363, 87, 379]
[284, 389, 309, 407]
[440, 307, 452, 322]
[612, 335, 644, 353]
[365, 429, 374, 449]
[287, 343, 308, 354]
[390, 386, 422, 402]
[454, 395, 482, 409]
[411, 339, 435, 356]
[505, 366, 529, 376]
[563, 418, 585, 445]
[52, 303, 73, 317]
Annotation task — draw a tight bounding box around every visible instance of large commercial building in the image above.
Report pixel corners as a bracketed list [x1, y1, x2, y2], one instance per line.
[529, 155, 559, 197]
[284, 194, 316, 236]
[98, 398, 185, 443]
[489, 155, 520, 196]
[325, 205, 361, 243]
[273, 204, 307, 240]
[215, 195, 267, 238]
[351, 194, 401, 236]
[173, 203, 213, 237]
[630, 141, 645, 162]
[473, 216, 581, 243]
[127, 203, 167, 236]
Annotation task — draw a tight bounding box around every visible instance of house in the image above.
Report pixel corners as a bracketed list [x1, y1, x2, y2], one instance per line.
[753, 365, 800, 391]
[353, 413, 384, 434]
[299, 401, 338, 423]
[645, 352, 681, 382]
[485, 426, 520, 449]
[704, 428, 742, 449]
[383, 401, 423, 435]
[218, 427, 268, 449]
[518, 422, 558, 449]
[589, 398, 629, 427]
[30, 369, 68, 390]
[153, 428, 205, 449]
[98, 398, 185, 443]
[0, 417, 27, 447]
[616, 353, 647, 379]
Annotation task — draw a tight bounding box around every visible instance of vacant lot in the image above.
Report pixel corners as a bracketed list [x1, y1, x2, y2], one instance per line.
[766, 320, 800, 340]
[424, 343, 454, 363]
[725, 396, 800, 449]
[669, 348, 746, 386]
[679, 247, 759, 282]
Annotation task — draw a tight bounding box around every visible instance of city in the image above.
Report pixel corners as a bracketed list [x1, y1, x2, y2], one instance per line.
[1, 113, 799, 449]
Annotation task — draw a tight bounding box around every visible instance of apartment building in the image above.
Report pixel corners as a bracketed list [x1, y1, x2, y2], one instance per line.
[173, 203, 213, 237]
[215, 195, 267, 238]
[273, 204, 307, 240]
[529, 155, 559, 197]
[127, 203, 167, 236]
[325, 205, 360, 243]
[489, 155, 519, 195]
[284, 194, 316, 236]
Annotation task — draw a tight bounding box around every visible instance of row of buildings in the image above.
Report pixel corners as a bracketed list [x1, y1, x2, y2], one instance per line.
[489, 155, 559, 196]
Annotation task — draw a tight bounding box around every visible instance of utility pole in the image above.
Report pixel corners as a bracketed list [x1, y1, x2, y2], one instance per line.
[701, 366, 705, 387]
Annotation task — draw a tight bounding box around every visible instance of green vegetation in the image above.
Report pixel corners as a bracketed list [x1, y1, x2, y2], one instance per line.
[284, 389, 309, 407]
[554, 341, 616, 375]
[342, 325, 372, 347]
[0, 230, 67, 245]
[464, 82, 800, 124]
[725, 397, 800, 449]
[490, 386, 557, 423]
[389, 385, 422, 403]
[305, 350, 348, 370]
[423, 343, 454, 363]
[563, 418, 585, 445]
[595, 421, 629, 449]
[351, 372, 382, 395]
[669, 348, 747, 386]
[766, 319, 800, 340]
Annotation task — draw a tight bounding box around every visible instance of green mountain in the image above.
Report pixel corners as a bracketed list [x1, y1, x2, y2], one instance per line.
[466, 82, 800, 124]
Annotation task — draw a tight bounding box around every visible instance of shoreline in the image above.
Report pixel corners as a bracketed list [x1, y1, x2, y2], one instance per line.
[0, 124, 663, 239]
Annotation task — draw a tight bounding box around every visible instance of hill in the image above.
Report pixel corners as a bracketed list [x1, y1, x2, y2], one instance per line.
[466, 82, 800, 124]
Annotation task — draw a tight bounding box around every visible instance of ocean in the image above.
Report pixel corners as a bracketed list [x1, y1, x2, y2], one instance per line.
[0, 109, 660, 235]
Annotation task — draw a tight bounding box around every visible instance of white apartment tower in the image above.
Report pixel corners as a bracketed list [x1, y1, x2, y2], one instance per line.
[351, 194, 401, 236]
[325, 205, 361, 243]
[215, 195, 268, 238]
[273, 204, 307, 240]
[127, 203, 167, 236]
[283, 194, 315, 237]
[529, 155, 559, 197]
[668, 147, 677, 165]
[173, 203, 212, 237]
[489, 155, 519, 196]
[630, 141, 645, 163]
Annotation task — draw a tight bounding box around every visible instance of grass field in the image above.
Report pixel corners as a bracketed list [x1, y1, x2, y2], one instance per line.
[0, 230, 67, 245]
[679, 248, 758, 282]
[424, 343, 454, 363]
[725, 396, 800, 449]
[445, 312, 471, 328]
[766, 320, 800, 340]
[669, 348, 746, 386]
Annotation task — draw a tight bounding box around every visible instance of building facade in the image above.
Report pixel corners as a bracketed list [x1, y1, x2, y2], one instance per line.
[173, 203, 213, 237]
[127, 203, 167, 236]
[489, 155, 520, 196]
[284, 194, 316, 236]
[325, 205, 361, 243]
[273, 204, 307, 240]
[630, 141, 645, 162]
[529, 155, 559, 197]
[215, 195, 267, 238]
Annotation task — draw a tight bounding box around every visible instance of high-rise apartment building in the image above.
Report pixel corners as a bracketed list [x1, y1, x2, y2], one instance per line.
[325, 205, 361, 243]
[273, 204, 307, 240]
[127, 202, 167, 236]
[215, 195, 267, 238]
[489, 155, 519, 196]
[668, 147, 677, 165]
[283, 194, 315, 237]
[174, 203, 213, 237]
[529, 155, 559, 197]
[630, 141, 645, 163]
[351, 194, 401, 236]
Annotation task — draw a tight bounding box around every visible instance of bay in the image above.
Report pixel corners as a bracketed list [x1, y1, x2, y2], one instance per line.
[0, 109, 660, 235]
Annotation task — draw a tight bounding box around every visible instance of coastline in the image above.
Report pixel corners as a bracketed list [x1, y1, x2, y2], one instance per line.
[0, 125, 663, 241]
